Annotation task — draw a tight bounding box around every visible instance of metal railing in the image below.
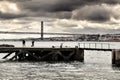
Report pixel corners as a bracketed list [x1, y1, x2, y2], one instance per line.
[78, 43, 111, 49]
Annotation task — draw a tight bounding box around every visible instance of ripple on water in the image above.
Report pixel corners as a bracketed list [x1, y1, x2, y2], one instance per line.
[0, 61, 119, 80]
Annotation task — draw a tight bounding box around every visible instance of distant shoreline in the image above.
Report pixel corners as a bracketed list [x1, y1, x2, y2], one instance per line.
[0, 39, 120, 42]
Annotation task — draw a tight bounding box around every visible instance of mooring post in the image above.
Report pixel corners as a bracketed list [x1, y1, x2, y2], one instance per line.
[60, 43, 63, 48]
[52, 46, 55, 48]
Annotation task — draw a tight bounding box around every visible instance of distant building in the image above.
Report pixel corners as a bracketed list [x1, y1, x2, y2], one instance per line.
[99, 34, 120, 41]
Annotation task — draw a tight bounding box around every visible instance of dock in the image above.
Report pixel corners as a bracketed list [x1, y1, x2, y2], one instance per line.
[0, 47, 84, 61]
[0, 44, 119, 65]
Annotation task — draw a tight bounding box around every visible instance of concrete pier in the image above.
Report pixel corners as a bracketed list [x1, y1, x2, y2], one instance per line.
[112, 50, 120, 65]
[1, 46, 120, 65]
[74, 46, 84, 61]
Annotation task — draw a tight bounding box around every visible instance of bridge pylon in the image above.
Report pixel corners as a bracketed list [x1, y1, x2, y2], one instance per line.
[41, 21, 44, 40]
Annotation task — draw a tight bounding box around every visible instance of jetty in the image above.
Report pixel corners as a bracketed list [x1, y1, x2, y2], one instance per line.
[0, 42, 119, 65]
[1, 46, 84, 61]
[0, 21, 120, 65]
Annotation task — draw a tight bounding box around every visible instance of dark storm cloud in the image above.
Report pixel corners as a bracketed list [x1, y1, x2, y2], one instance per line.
[72, 4, 112, 21]
[1, 0, 120, 21]
[16, 0, 120, 21]
[21, 0, 119, 12]
[17, 0, 58, 12]
[0, 12, 26, 19]
[16, 0, 120, 12]
[47, 0, 120, 12]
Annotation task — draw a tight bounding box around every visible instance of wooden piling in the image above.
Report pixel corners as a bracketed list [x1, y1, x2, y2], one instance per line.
[15, 52, 18, 60]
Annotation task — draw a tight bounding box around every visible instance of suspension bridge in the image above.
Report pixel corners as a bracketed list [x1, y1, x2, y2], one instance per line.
[0, 31, 83, 35]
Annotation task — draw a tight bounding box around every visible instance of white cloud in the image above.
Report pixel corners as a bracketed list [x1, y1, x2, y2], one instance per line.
[0, 1, 20, 14]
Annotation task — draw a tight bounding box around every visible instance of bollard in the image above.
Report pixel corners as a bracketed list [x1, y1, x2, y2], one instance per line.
[52, 46, 55, 48]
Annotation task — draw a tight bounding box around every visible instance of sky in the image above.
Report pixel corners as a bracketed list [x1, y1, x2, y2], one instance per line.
[0, 0, 120, 39]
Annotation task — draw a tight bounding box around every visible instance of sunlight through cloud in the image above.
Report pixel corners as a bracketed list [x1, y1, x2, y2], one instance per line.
[0, 1, 20, 14]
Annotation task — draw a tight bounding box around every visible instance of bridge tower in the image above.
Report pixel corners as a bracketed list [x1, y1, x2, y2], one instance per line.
[41, 21, 44, 40]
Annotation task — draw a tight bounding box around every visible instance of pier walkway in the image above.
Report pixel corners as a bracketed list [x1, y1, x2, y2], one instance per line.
[0, 43, 119, 65]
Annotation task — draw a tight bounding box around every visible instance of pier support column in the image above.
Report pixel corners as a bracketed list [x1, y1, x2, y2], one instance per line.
[15, 52, 18, 60]
[112, 49, 120, 65]
[74, 46, 84, 62]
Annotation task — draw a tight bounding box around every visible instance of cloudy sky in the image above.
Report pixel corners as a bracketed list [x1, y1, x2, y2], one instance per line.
[0, 0, 120, 38]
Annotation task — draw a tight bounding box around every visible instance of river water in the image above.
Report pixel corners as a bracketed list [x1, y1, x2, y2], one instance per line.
[0, 41, 120, 80]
